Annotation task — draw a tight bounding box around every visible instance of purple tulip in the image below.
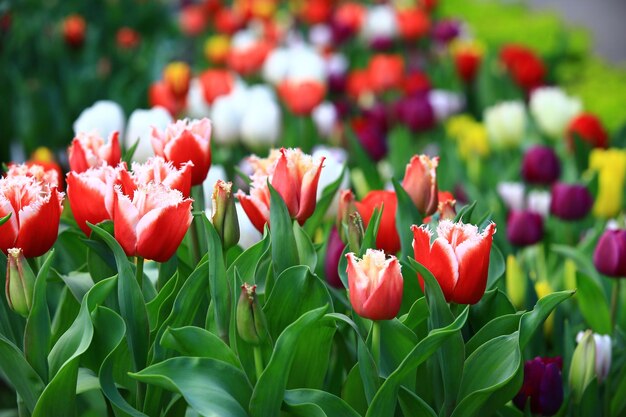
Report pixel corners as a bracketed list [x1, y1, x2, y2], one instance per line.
[325, 227, 345, 288]
[395, 94, 435, 132]
[352, 117, 388, 162]
[550, 182, 593, 221]
[593, 229, 626, 278]
[521, 145, 561, 185]
[513, 357, 564, 416]
[363, 102, 390, 133]
[506, 210, 544, 247]
[432, 19, 461, 45]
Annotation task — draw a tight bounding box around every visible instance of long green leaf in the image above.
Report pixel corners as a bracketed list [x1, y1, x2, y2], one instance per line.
[161, 326, 241, 368]
[0, 334, 44, 413]
[269, 184, 299, 275]
[203, 217, 230, 341]
[392, 177, 422, 261]
[283, 389, 361, 417]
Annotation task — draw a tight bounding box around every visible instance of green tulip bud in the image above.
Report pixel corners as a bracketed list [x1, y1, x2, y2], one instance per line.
[347, 212, 364, 254]
[5, 248, 36, 317]
[569, 330, 596, 404]
[212, 180, 240, 249]
[236, 283, 267, 345]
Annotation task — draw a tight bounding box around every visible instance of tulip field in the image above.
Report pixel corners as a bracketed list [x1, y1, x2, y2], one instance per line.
[2, 1, 626, 416]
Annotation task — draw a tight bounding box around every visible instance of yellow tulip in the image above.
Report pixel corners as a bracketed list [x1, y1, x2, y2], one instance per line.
[506, 254, 526, 309]
[535, 280, 555, 337]
[589, 148, 626, 218]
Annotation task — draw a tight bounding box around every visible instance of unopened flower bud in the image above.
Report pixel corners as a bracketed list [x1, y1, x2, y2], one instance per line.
[569, 330, 596, 403]
[576, 331, 611, 383]
[212, 180, 240, 249]
[347, 212, 364, 254]
[5, 248, 36, 317]
[236, 283, 268, 345]
[337, 189, 357, 241]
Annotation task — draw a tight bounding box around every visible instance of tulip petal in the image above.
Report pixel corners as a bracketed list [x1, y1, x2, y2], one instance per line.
[68, 139, 90, 173]
[361, 257, 403, 320]
[271, 149, 299, 218]
[166, 161, 193, 197]
[136, 200, 193, 262]
[452, 223, 496, 304]
[106, 131, 122, 166]
[67, 172, 111, 236]
[113, 189, 140, 257]
[236, 191, 270, 233]
[0, 195, 18, 253]
[16, 188, 63, 258]
[295, 157, 325, 224]
[411, 225, 457, 301]
[346, 253, 370, 317]
[117, 168, 137, 200]
[164, 130, 210, 186]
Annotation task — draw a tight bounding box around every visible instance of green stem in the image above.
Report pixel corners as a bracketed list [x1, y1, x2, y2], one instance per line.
[371, 321, 381, 369]
[136, 256, 144, 292]
[610, 279, 620, 331]
[189, 219, 201, 265]
[253, 346, 264, 382]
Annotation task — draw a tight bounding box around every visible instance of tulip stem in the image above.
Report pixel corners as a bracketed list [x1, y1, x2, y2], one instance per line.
[371, 321, 381, 369]
[136, 256, 144, 292]
[610, 280, 620, 330]
[253, 346, 264, 381]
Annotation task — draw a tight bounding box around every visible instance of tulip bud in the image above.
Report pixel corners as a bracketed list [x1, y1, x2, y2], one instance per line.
[593, 229, 626, 278]
[236, 283, 268, 345]
[325, 228, 345, 289]
[212, 180, 240, 249]
[62, 14, 86, 48]
[401, 155, 439, 216]
[506, 254, 526, 309]
[576, 331, 612, 383]
[513, 357, 563, 416]
[521, 145, 561, 185]
[5, 248, 36, 317]
[347, 212, 364, 254]
[337, 189, 357, 240]
[550, 182, 593, 221]
[506, 210, 544, 247]
[163, 61, 191, 98]
[569, 330, 596, 403]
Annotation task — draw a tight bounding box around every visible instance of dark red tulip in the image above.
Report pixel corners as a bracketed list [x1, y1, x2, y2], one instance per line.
[506, 210, 543, 247]
[550, 183, 593, 221]
[593, 229, 626, 278]
[325, 227, 345, 288]
[513, 357, 563, 416]
[521, 145, 561, 185]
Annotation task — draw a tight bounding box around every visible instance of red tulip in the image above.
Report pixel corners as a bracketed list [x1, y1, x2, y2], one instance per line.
[236, 148, 325, 232]
[454, 50, 481, 84]
[0, 175, 64, 258]
[396, 8, 430, 41]
[68, 131, 122, 173]
[113, 182, 193, 262]
[402, 154, 439, 216]
[125, 157, 193, 197]
[149, 81, 186, 117]
[227, 40, 271, 76]
[412, 220, 496, 304]
[67, 165, 119, 236]
[278, 80, 326, 116]
[334, 2, 366, 36]
[214, 8, 245, 35]
[424, 191, 457, 223]
[499, 44, 545, 92]
[179, 4, 208, 36]
[346, 249, 403, 320]
[116, 27, 140, 50]
[6, 162, 60, 189]
[402, 72, 431, 96]
[62, 14, 86, 48]
[199, 69, 235, 104]
[566, 113, 609, 151]
[355, 190, 400, 254]
[346, 69, 373, 101]
[368, 54, 405, 94]
[151, 118, 212, 186]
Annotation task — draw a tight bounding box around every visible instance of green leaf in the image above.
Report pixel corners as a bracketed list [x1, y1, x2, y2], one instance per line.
[161, 326, 241, 368]
[88, 223, 149, 374]
[360, 207, 382, 256]
[283, 389, 361, 417]
[398, 387, 437, 417]
[131, 357, 251, 417]
[0, 334, 44, 413]
[0, 212, 11, 226]
[576, 272, 612, 335]
[519, 290, 575, 349]
[303, 166, 346, 236]
[392, 178, 422, 261]
[470, 288, 516, 331]
[294, 222, 318, 271]
[249, 306, 329, 417]
[400, 297, 429, 330]
[269, 184, 299, 275]
[365, 307, 469, 417]
[454, 201, 477, 223]
[552, 244, 601, 282]
[146, 273, 178, 331]
[466, 313, 523, 356]
[123, 137, 141, 165]
[24, 250, 54, 382]
[486, 244, 505, 289]
[203, 217, 230, 341]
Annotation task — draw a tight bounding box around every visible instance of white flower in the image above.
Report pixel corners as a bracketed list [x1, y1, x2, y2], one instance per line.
[312, 146, 350, 218]
[497, 182, 525, 211]
[286, 46, 327, 83]
[530, 87, 582, 139]
[484, 101, 526, 148]
[262, 48, 291, 85]
[325, 53, 349, 78]
[186, 78, 211, 119]
[210, 87, 248, 146]
[240, 99, 281, 151]
[309, 24, 332, 49]
[73, 100, 125, 139]
[527, 190, 551, 218]
[235, 202, 262, 249]
[125, 107, 172, 163]
[312, 102, 338, 138]
[576, 331, 612, 383]
[429, 90, 465, 122]
[361, 5, 397, 42]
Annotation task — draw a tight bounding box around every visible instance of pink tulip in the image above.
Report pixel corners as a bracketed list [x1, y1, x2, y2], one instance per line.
[68, 131, 122, 173]
[346, 249, 403, 320]
[125, 157, 193, 197]
[151, 118, 212, 186]
[402, 154, 439, 216]
[6, 163, 61, 189]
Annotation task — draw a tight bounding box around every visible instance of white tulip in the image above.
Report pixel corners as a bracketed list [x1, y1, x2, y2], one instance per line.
[484, 101, 526, 148]
[312, 146, 350, 218]
[325, 53, 349, 78]
[527, 190, 551, 218]
[287, 46, 327, 83]
[210, 87, 248, 146]
[262, 48, 290, 85]
[530, 87, 582, 139]
[125, 107, 172, 163]
[312, 102, 338, 138]
[497, 182, 525, 211]
[429, 90, 465, 122]
[240, 99, 281, 151]
[186, 78, 211, 119]
[309, 24, 332, 49]
[73, 100, 125, 139]
[576, 331, 612, 383]
[361, 5, 397, 43]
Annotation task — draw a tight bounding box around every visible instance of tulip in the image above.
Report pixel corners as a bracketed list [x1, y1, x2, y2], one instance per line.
[116, 27, 140, 50]
[432, 19, 460, 44]
[240, 98, 281, 151]
[199, 69, 235, 105]
[566, 113, 609, 151]
[402, 155, 439, 216]
[212, 180, 240, 249]
[412, 220, 496, 304]
[312, 102, 338, 138]
[347, 69, 373, 102]
[112, 182, 193, 262]
[186, 78, 211, 119]
[227, 32, 271, 76]
[550, 183, 593, 221]
[424, 191, 457, 223]
[506, 254, 526, 309]
[214, 8, 244, 36]
[163, 62, 192, 99]
[67, 165, 119, 236]
[151, 118, 212, 186]
[506, 210, 543, 247]
[576, 331, 612, 383]
[451, 40, 483, 84]
[0, 175, 64, 258]
[125, 107, 173, 163]
[6, 162, 60, 190]
[483, 101, 526, 148]
[368, 54, 404, 93]
[236, 148, 325, 232]
[428, 90, 464, 122]
[497, 182, 525, 211]
[395, 94, 436, 133]
[5, 248, 36, 317]
[337, 189, 357, 237]
[356, 190, 400, 254]
[396, 8, 429, 41]
[593, 229, 626, 277]
[325, 227, 346, 288]
[68, 131, 122, 173]
[236, 283, 268, 345]
[278, 80, 326, 116]
[73, 100, 125, 140]
[179, 4, 207, 36]
[333, 2, 365, 39]
[589, 148, 626, 218]
[403, 72, 431, 96]
[530, 87, 582, 139]
[569, 331, 596, 404]
[499, 44, 546, 92]
[346, 249, 403, 320]
[204, 34, 230, 65]
[521, 145, 561, 185]
[149, 81, 184, 117]
[361, 5, 398, 47]
[527, 190, 551, 218]
[127, 157, 193, 197]
[62, 14, 86, 48]
[513, 357, 563, 416]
